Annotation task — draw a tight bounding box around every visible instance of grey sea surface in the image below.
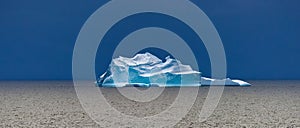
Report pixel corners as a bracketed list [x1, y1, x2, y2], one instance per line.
[0, 81, 299, 127]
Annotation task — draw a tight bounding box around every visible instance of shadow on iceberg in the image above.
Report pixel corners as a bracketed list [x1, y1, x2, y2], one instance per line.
[96, 53, 250, 87]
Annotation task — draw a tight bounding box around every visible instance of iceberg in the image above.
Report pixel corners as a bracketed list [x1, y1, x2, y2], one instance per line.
[201, 77, 251, 86]
[97, 53, 250, 87]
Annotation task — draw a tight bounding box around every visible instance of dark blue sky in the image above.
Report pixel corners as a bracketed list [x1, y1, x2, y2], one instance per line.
[1, 0, 300, 80]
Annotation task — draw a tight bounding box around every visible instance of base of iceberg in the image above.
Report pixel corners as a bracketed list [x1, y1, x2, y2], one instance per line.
[200, 77, 251, 86]
[96, 53, 251, 87]
[96, 77, 250, 87]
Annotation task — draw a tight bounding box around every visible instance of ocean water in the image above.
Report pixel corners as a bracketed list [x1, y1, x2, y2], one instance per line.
[0, 80, 299, 127]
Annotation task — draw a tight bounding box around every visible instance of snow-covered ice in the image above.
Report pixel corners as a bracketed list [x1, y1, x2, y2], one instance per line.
[97, 53, 250, 87]
[201, 77, 251, 86]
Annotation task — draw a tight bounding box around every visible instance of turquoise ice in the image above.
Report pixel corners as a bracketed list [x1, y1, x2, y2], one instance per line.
[97, 53, 250, 87]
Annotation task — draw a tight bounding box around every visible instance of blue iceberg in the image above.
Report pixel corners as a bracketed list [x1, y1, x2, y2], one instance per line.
[97, 53, 250, 87]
